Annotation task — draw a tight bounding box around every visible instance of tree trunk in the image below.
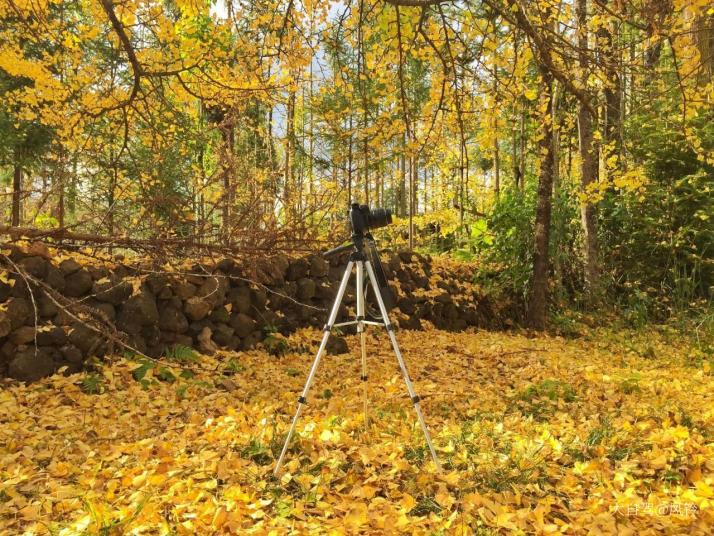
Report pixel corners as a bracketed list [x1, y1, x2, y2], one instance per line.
[363, 137, 369, 206]
[519, 108, 526, 190]
[408, 156, 416, 250]
[222, 117, 235, 244]
[526, 69, 555, 330]
[577, 0, 601, 293]
[285, 90, 296, 220]
[12, 160, 22, 227]
[598, 4, 622, 155]
[512, 120, 520, 190]
[494, 132, 501, 199]
[552, 81, 561, 192]
[493, 77, 500, 199]
[347, 116, 353, 206]
[398, 134, 407, 217]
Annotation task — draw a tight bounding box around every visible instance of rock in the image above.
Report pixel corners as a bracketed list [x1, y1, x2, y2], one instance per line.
[212, 324, 234, 347]
[19, 256, 48, 279]
[251, 288, 268, 308]
[54, 308, 74, 326]
[173, 280, 197, 300]
[60, 345, 84, 364]
[93, 278, 132, 304]
[216, 377, 238, 391]
[0, 312, 10, 338]
[42, 346, 63, 363]
[435, 291, 452, 304]
[272, 281, 297, 308]
[64, 269, 93, 297]
[254, 254, 289, 285]
[8, 348, 55, 382]
[87, 266, 110, 281]
[230, 313, 256, 338]
[158, 306, 189, 333]
[174, 334, 193, 347]
[6, 297, 32, 329]
[27, 241, 51, 259]
[68, 323, 103, 355]
[59, 258, 82, 275]
[145, 343, 164, 359]
[158, 286, 172, 300]
[0, 279, 12, 302]
[113, 265, 130, 279]
[412, 273, 429, 289]
[197, 276, 227, 307]
[89, 300, 116, 322]
[287, 258, 309, 281]
[11, 326, 36, 345]
[36, 325, 67, 346]
[397, 314, 422, 331]
[309, 255, 329, 278]
[396, 269, 412, 286]
[197, 326, 217, 355]
[184, 297, 212, 321]
[187, 318, 211, 337]
[297, 278, 316, 301]
[228, 286, 251, 314]
[397, 296, 416, 315]
[119, 291, 159, 327]
[241, 330, 263, 350]
[44, 265, 65, 292]
[216, 258, 235, 273]
[186, 266, 206, 286]
[326, 336, 349, 355]
[210, 306, 231, 324]
[141, 324, 162, 348]
[1, 341, 17, 361]
[145, 273, 169, 295]
[228, 335, 241, 350]
[398, 251, 414, 263]
[314, 282, 334, 301]
[8, 276, 34, 300]
[443, 303, 458, 321]
[7, 245, 27, 262]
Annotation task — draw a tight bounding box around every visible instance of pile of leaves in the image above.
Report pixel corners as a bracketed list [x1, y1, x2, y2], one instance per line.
[1, 325, 713, 534]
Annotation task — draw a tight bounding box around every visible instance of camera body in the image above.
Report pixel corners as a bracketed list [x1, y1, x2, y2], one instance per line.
[349, 203, 392, 236]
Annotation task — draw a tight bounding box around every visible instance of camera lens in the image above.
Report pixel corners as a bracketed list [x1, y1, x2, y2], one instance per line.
[367, 208, 392, 230]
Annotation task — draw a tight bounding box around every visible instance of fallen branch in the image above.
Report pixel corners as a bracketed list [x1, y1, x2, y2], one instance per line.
[0, 225, 327, 255]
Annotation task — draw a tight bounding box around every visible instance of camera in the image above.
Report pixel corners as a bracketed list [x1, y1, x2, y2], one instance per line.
[349, 204, 392, 236]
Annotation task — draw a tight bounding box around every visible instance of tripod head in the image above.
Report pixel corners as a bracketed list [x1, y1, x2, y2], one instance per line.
[323, 203, 393, 258]
[323, 203, 395, 312]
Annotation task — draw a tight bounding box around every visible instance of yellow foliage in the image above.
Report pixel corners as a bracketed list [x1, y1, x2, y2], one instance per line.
[0, 326, 712, 533]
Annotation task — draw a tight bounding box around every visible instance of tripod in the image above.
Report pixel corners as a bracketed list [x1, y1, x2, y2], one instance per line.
[273, 243, 441, 475]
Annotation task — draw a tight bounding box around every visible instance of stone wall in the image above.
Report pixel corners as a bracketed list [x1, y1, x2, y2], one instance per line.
[0, 245, 507, 382]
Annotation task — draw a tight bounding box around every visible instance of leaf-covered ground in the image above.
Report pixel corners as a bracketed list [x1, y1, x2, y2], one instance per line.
[1, 326, 713, 535]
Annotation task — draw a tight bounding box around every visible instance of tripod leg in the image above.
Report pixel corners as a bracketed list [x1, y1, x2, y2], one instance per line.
[356, 261, 369, 429]
[364, 261, 442, 471]
[273, 261, 354, 476]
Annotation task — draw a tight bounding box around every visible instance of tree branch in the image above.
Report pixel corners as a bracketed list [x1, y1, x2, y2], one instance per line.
[97, 0, 143, 115]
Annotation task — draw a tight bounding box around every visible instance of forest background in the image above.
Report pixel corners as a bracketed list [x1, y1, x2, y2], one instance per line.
[1, 0, 713, 330]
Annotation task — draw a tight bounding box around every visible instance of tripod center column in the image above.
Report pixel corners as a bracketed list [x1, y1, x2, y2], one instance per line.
[355, 260, 369, 428]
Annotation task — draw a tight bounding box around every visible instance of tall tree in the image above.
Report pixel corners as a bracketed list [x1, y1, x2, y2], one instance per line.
[526, 67, 556, 329]
[577, 0, 600, 292]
